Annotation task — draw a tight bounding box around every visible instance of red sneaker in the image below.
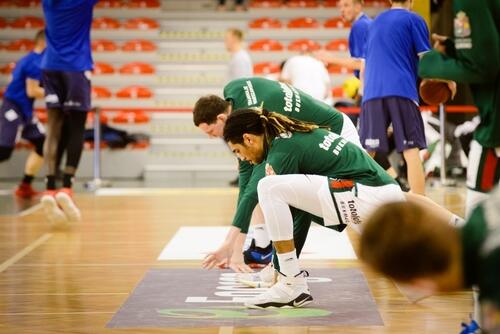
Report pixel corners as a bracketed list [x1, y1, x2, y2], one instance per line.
[57, 187, 73, 197]
[15, 183, 39, 198]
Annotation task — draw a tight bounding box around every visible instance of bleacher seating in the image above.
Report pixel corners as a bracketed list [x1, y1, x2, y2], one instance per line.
[0, 62, 15, 75]
[287, 17, 319, 29]
[123, 17, 159, 30]
[248, 17, 282, 29]
[286, 0, 319, 8]
[119, 62, 155, 74]
[92, 17, 121, 29]
[116, 85, 153, 98]
[249, 39, 284, 51]
[5, 39, 35, 51]
[288, 39, 321, 52]
[324, 17, 351, 28]
[121, 39, 157, 52]
[93, 62, 116, 75]
[91, 39, 119, 52]
[92, 86, 113, 99]
[325, 39, 349, 51]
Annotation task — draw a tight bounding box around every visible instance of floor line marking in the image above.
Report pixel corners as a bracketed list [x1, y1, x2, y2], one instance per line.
[0, 311, 116, 316]
[18, 203, 43, 217]
[218, 326, 234, 334]
[0, 233, 52, 274]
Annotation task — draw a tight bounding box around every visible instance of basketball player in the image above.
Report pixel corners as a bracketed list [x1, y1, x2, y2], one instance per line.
[194, 77, 360, 272]
[419, 0, 500, 217]
[360, 0, 431, 195]
[0, 30, 46, 198]
[360, 188, 500, 333]
[219, 108, 462, 308]
[40, 0, 98, 224]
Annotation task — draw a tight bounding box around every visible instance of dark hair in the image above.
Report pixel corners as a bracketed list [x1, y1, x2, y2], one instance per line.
[360, 202, 459, 282]
[193, 95, 230, 126]
[227, 28, 244, 41]
[223, 108, 318, 145]
[34, 29, 45, 42]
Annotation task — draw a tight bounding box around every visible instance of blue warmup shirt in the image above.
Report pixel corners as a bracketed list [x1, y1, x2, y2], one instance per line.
[4, 51, 44, 119]
[349, 13, 372, 78]
[362, 9, 430, 103]
[41, 0, 98, 71]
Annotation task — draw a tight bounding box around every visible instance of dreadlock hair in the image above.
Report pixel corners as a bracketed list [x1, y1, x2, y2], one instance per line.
[223, 108, 319, 147]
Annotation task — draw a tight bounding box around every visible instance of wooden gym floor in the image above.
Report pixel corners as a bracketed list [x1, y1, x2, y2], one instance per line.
[0, 186, 470, 333]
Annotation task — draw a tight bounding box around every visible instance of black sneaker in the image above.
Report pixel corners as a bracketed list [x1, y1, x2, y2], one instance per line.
[243, 239, 273, 265]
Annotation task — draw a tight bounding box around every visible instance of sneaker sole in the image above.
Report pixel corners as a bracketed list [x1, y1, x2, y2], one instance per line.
[244, 293, 313, 309]
[41, 195, 68, 225]
[55, 193, 81, 222]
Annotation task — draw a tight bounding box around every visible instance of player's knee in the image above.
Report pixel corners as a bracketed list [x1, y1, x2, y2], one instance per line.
[0, 146, 14, 162]
[31, 137, 45, 157]
[257, 176, 276, 197]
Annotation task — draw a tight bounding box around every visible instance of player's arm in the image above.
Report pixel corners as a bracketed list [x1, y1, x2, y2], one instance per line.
[313, 52, 362, 70]
[25, 78, 44, 99]
[237, 159, 253, 204]
[419, 1, 499, 84]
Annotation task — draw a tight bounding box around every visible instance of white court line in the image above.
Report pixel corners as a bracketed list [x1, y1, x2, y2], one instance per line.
[0, 311, 115, 316]
[0, 233, 52, 274]
[95, 187, 238, 196]
[18, 203, 43, 217]
[219, 326, 234, 334]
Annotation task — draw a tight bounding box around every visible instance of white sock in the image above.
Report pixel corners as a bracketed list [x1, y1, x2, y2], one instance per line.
[449, 214, 465, 227]
[276, 250, 300, 277]
[253, 224, 271, 248]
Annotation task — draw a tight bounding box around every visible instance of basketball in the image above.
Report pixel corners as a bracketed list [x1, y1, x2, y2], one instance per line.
[419, 79, 452, 105]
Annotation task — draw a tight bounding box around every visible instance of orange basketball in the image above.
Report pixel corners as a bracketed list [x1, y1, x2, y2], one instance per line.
[419, 79, 451, 105]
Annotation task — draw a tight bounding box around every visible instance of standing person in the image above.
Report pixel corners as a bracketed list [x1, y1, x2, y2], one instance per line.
[360, 0, 431, 195]
[314, 0, 371, 79]
[360, 188, 500, 333]
[0, 30, 46, 198]
[419, 0, 500, 217]
[217, 0, 245, 11]
[40, 0, 98, 224]
[280, 52, 332, 104]
[225, 28, 253, 82]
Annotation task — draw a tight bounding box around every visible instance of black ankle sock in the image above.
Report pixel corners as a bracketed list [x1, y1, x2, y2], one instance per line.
[62, 173, 73, 188]
[46, 175, 56, 190]
[22, 174, 34, 184]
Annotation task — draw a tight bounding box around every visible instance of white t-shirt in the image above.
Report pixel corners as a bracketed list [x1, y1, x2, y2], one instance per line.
[280, 55, 331, 103]
[228, 49, 253, 81]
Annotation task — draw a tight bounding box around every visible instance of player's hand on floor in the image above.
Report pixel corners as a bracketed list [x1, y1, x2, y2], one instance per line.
[228, 251, 254, 273]
[202, 243, 232, 270]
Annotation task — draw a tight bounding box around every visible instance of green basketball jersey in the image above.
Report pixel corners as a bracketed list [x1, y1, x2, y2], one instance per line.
[223, 77, 344, 134]
[462, 187, 500, 307]
[265, 129, 395, 186]
[224, 77, 348, 233]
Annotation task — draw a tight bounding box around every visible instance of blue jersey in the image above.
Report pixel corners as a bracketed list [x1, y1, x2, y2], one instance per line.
[349, 13, 372, 78]
[362, 9, 430, 103]
[41, 0, 98, 71]
[4, 51, 44, 119]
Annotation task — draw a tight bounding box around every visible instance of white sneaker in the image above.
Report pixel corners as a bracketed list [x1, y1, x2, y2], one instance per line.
[244, 271, 313, 309]
[55, 192, 81, 222]
[41, 194, 68, 225]
[237, 263, 276, 288]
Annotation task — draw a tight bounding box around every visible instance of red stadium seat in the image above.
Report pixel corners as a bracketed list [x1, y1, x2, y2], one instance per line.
[16, 0, 40, 7]
[91, 39, 118, 52]
[127, 0, 160, 8]
[288, 39, 321, 52]
[86, 111, 109, 125]
[331, 86, 344, 98]
[96, 0, 123, 8]
[327, 64, 351, 74]
[92, 17, 121, 30]
[324, 39, 349, 51]
[121, 40, 157, 52]
[324, 17, 351, 28]
[119, 62, 155, 74]
[10, 16, 44, 29]
[286, 0, 319, 8]
[287, 17, 319, 29]
[253, 62, 281, 75]
[123, 17, 159, 30]
[93, 62, 115, 74]
[112, 110, 150, 123]
[249, 17, 282, 29]
[249, 0, 282, 8]
[92, 86, 112, 99]
[323, 0, 338, 7]
[0, 62, 16, 74]
[0, 17, 7, 28]
[249, 39, 284, 52]
[0, 87, 4, 98]
[5, 39, 35, 51]
[116, 86, 153, 98]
